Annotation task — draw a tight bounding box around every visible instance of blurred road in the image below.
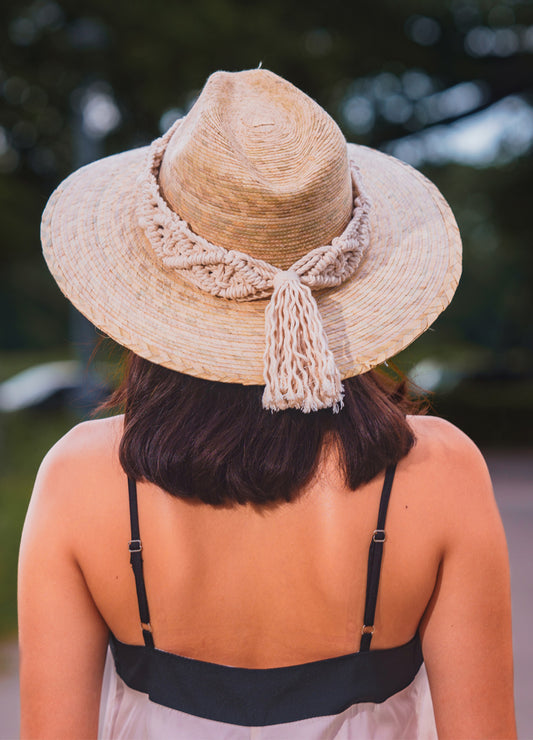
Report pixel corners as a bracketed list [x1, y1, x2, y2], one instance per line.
[1, 451, 532, 740]
[0, 642, 18, 740]
[488, 452, 533, 740]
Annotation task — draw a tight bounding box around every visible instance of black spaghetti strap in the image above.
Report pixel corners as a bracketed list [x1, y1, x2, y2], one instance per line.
[127, 477, 154, 648]
[359, 464, 396, 652]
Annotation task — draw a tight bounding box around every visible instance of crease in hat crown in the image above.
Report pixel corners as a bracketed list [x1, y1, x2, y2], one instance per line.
[137, 69, 373, 413]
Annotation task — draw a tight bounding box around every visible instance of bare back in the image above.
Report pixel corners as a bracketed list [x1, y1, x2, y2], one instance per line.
[76, 416, 440, 667]
[19, 413, 516, 739]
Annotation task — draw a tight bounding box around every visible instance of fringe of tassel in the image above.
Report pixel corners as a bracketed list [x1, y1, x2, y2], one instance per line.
[262, 271, 344, 413]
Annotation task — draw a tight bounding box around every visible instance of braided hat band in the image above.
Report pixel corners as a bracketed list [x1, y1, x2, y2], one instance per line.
[138, 117, 372, 412]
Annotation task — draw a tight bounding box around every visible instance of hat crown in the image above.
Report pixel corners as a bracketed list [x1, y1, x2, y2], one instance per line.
[158, 69, 353, 269]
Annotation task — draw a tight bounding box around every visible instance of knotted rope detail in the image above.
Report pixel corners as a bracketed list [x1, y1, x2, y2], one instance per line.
[137, 118, 372, 412]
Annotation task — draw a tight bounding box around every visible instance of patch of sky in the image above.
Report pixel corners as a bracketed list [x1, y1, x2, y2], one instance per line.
[386, 95, 533, 168]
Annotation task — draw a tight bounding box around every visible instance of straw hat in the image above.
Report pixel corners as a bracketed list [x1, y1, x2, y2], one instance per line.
[41, 68, 461, 412]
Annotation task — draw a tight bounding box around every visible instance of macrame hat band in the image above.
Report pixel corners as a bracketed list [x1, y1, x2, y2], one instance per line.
[138, 116, 372, 411]
[41, 69, 462, 408]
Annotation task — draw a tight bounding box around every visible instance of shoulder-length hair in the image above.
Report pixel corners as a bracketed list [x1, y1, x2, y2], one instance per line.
[104, 353, 422, 506]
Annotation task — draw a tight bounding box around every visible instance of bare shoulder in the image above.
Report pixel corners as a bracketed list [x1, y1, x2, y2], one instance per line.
[404, 414, 497, 527]
[407, 414, 489, 478]
[31, 415, 125, 514]
[40, 415, 123, 471]
[408, 413, 481, 452]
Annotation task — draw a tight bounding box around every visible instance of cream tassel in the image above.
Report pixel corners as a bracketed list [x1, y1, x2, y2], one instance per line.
[262, 271, 344, 413]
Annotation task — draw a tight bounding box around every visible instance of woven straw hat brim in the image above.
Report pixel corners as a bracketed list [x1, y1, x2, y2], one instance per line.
[41, 141, 461, 384]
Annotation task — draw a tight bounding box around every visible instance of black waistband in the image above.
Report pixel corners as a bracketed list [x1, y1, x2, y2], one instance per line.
[109, 631, 423, 727]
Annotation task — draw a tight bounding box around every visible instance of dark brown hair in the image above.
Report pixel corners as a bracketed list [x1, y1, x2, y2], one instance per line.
[103, 353, 422, 506]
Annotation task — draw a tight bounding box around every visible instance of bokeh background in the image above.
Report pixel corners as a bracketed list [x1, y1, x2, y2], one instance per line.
[0, 0, 532, 733]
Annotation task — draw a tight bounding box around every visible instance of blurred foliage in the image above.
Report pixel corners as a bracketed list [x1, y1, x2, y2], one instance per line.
[1, 0, 532, 377]
[432, 377, 533, 444]
[0, 404, 75, 636]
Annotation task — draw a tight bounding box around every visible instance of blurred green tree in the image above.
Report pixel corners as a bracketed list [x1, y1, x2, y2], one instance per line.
[0, 0, 532, 378]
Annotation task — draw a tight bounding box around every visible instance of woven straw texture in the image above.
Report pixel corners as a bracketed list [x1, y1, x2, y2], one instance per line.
[41, 71, 461, 385]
